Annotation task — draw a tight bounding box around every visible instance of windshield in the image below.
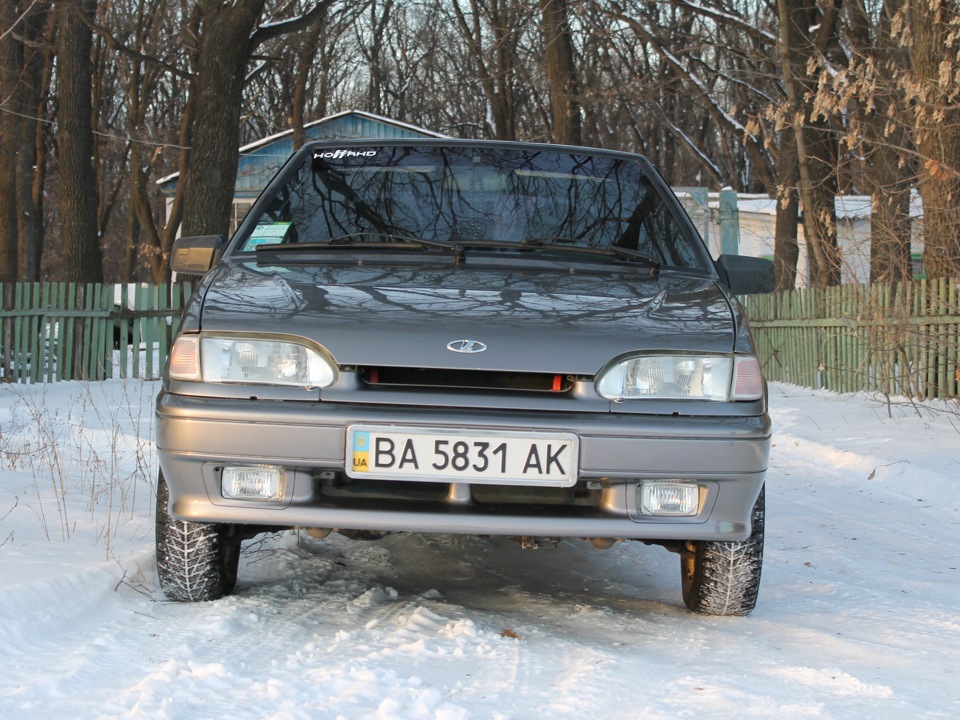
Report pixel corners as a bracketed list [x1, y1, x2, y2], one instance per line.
[238, 144, 709, 270]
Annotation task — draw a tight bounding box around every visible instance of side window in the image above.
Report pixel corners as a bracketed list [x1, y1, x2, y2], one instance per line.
[643, 200, 704, 268]
[230, 200, 254, 235]
[615, 181, 707, 269]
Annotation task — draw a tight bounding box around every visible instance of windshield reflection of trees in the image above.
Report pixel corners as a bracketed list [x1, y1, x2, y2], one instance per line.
[256, 147, 706, 269]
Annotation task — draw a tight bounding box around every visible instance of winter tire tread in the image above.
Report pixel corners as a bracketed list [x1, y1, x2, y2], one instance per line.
[681, 486, 765, 616]
[155, 471, 239, 602]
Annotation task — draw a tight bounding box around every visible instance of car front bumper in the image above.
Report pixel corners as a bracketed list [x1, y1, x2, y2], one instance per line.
[156, 391, 770, 542]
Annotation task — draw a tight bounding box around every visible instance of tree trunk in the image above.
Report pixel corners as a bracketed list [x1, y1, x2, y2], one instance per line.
[491, 1, 519, 141]
[844, 0, 913, 284]
[364, 0, 394, 116]
[774, 126, 800, 290]
[28, 9, 56, 282]
[776, 0, 840, 287]
[539, 0, 581, 145]
[292, 23, 324, 150]
[906, 0, 960, 279]
[0, 1, 20, 282]
[56, 0, 103, 283]
[180, 0, 267, 240]
[16, 5, 50, 283]
[134, 88, 195, 284]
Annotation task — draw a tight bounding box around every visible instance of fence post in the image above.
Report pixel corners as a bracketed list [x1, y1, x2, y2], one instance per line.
[719, 187, 739, 256]
[1, 283, 11, 382]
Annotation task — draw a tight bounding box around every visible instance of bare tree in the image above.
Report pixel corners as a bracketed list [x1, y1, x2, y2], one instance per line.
[179, 0, 268, 240]
[57, 0, 103, 283]
[901, 0, 960, 279]
[0, 1, 23, 282]
[244, 0, 366, 147]
[843, 0, 914, 285]
[0, 2, 52, 283]
[358, 0, 393, 116]
[595, 2, 781, 184]
[538, 0, 580, 144]
[179, 0, 332, 242]
[777, 0, 842, 287]
[773, 127, 801, 290]
[110, 0, 194, 283]
[448, 0, 533, 140]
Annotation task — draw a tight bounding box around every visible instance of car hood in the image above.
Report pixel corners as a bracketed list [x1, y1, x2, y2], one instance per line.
[198, 261, 736, 375]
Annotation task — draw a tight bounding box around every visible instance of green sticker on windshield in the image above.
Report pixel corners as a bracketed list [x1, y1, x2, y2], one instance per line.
[244, 222, 291, 250]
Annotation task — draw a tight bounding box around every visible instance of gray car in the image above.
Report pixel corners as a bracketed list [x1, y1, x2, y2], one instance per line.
[156, 138, 774, 615]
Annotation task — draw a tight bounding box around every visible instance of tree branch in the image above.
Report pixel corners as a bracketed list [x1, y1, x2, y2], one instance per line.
[249, 0, 338, 51]
[66, 1, 191, 80]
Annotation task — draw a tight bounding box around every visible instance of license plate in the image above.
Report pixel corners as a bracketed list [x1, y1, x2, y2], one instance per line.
[345, 425, 579, 487]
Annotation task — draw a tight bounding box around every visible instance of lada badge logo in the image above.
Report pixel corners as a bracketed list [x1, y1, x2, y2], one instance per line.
[447, 339, 487, 354]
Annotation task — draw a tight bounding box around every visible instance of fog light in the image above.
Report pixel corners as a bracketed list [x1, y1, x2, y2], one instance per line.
[222, 466, 285, 501]
[638, 482, 699, 516]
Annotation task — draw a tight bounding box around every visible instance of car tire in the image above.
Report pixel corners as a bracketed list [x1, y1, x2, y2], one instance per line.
[680, 485, 764, 616]
[155, 470, 240, 602]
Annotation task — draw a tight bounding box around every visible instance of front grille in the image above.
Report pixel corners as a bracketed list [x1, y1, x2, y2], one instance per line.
[317, 474, 605, 510]
[360, 366, 571, 393]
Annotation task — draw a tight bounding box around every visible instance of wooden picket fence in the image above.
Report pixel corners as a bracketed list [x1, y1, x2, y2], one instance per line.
[743, 279, 960, 400]
[0, 282, 193, 384]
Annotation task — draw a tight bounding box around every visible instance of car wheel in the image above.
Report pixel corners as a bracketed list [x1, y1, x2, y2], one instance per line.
[155, 469, 240, 602]
[680, 485, 764, 616]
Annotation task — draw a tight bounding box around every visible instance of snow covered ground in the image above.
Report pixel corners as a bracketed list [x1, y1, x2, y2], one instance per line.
[0, 379, 958, 719]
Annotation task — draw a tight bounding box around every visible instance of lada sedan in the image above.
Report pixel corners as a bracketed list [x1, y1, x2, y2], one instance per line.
[156, 138, 774, 615]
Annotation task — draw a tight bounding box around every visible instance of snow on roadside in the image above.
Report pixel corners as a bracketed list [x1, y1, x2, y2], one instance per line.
[0, 380, 958, 719]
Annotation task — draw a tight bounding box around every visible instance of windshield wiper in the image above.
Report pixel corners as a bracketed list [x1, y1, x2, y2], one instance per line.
[598, 245, 661, 270]
[254, 233, 464, 261]
[515, 237, 661, 273]
[327, 232, 462, 254]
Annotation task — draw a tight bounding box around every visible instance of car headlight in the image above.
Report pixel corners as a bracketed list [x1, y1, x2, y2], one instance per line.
[169, 334, 337, 388]
[595, 354, 762, 401]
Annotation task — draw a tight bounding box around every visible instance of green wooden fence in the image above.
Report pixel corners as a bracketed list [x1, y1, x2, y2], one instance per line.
[743, 279, 960, 400]
[1, 282, 193, 384]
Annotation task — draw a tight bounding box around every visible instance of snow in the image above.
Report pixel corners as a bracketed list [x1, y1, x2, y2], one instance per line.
[1, 379, 958, 719]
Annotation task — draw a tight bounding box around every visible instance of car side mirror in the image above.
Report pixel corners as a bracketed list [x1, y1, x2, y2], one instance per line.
[716, 255, 775, 295]
[171, 235, 226, 275]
